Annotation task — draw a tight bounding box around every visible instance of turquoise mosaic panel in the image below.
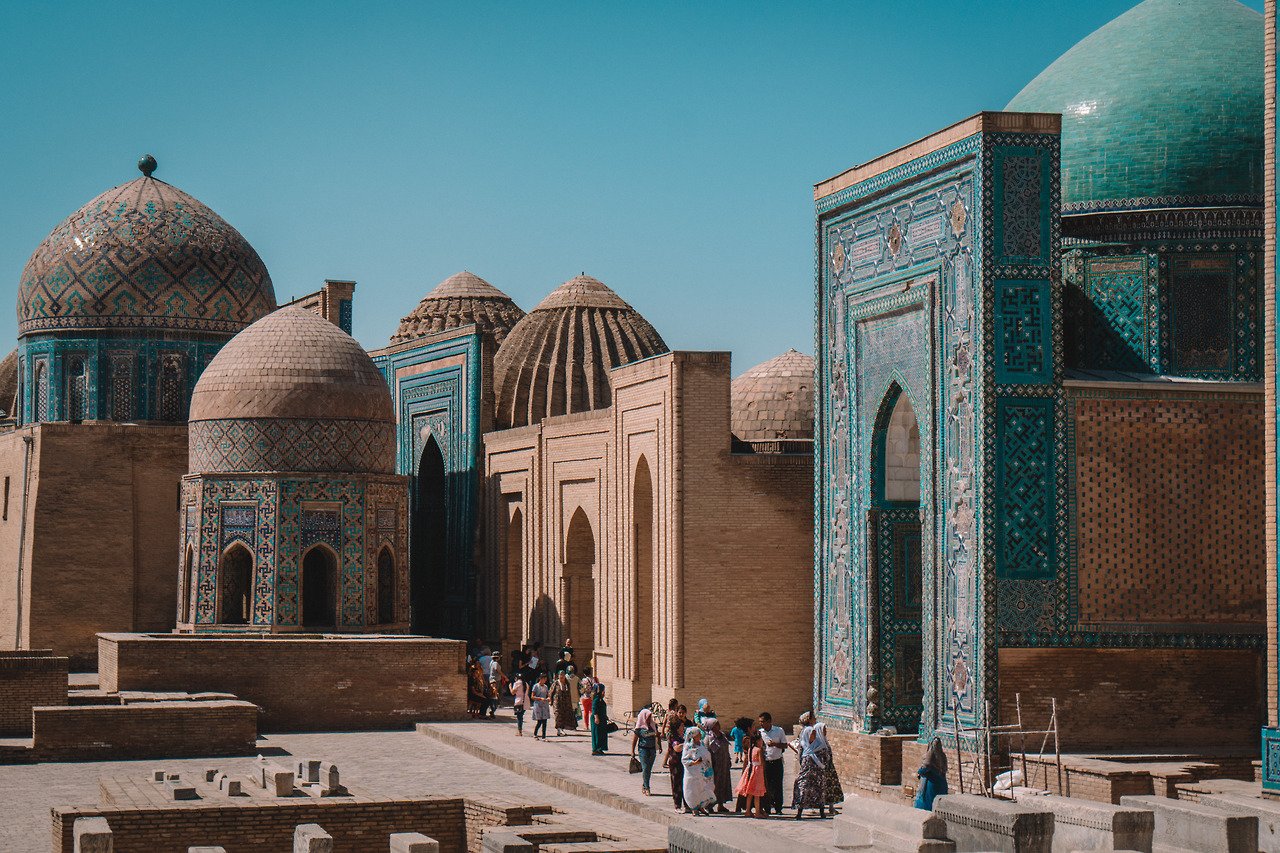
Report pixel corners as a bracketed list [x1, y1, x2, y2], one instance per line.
[193, 478, 278, 626]
[993, 280, 1052, 385]
[1063, 253, 1157, 373]
[993, 398, 1055, 580]
[374, 330, 483, 639]
[991, 146, 1051, 267]
[17, 332, 228, 424]
[817, 134, 978, 739]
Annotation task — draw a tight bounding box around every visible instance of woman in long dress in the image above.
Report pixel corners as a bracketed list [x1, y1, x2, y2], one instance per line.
[590, 683, 609, 755]
[550, 672, 576, 735]
[681, 727, 717, 815]
[705, 719, 733, 812]
[530, 674, 551, 740]
[735, 730, 767, 818]
[914, 737, 949, 810]
[665, 717, 686, 810]
[793, 711, 841, 819]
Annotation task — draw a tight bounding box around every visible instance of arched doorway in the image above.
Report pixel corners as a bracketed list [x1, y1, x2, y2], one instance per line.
[633, 456, 655, 697]
[871, 385, 924, 732]
[411, 436, 448, 635]
[181, 545, 194, 624]
[218, 544, 252, 625]
[377, 546, 396, 625]
[302, 545, 338, 628]
[563, 507, 596, 666]
[505, 506, 523, 647]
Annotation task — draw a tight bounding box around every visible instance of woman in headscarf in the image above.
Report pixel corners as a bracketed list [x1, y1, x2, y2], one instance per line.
[578, 667, 595, 725]
[530, 673, 551, 740]
[681, 727, 716, 815]
[914, 737, 949, 810]
[815, 717, 844, 811]
[590, 682, 609, 755]
[793, 711, 839, 819]
[550, 671, 576, 735]
[693, 698, 709, 728]
[665, 716, 686, 810]
[705, 718, 733, 812]
[629, 706, 659, 795]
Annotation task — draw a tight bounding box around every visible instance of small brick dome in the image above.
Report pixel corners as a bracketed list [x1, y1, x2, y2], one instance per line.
[731, 349, 815, 442]
[18, 162, 276, 336]
[390, 270, 525, 345]
[190, 306, 392, 424]
[493, 275, 668, 429]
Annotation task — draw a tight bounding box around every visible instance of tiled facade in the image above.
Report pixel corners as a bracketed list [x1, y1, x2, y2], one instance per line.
[817, 0, 1270, 796]
[180, 308, 408, 632]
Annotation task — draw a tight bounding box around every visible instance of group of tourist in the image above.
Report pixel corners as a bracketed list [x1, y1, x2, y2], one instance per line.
[629, 699, 844, 820]
[471, 639, 614, 754]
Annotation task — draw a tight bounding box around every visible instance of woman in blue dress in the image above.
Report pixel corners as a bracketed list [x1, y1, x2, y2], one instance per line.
[913, 737, 948, 810]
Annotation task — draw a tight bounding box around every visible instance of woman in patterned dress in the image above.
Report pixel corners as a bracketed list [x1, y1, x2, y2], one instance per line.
[792, 711, 841, 819]
[550, 671, 577, 735]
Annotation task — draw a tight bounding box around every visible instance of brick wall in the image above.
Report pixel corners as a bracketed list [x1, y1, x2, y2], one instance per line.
[51, 796, 547, 853]
[824, 727, 909, 793]
[0, 649, 66, 735]
[0, 424, 187, 669]
[99, 633, 468, 731]
[999, 647, 1263, 752]
[1072, 394, 1265, 626]
[33, 700, 257, 761]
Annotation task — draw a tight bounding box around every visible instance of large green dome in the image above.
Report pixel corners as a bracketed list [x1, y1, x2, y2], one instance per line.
[1006, 0, 1262, 213]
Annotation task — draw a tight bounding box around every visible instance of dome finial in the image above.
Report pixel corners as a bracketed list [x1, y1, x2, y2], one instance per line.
[137, 154, 157, 177]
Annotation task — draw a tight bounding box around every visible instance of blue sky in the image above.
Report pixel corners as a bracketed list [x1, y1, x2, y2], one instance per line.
[0, 0, 1263, 371]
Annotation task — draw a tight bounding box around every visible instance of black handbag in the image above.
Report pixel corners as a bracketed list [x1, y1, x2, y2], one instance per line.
[607, 720, 620, 733]
[628, 756, 643, 773]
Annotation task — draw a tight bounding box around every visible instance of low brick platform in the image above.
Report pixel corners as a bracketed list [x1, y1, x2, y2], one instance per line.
[99, 632, 468, 731]
[0, 650, 67, 736]
[32, 700, 258, 762]
[1013, 751, 1257, 803]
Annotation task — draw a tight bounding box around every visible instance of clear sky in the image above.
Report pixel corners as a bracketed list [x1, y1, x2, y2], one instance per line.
[0, 0, 1263, 372]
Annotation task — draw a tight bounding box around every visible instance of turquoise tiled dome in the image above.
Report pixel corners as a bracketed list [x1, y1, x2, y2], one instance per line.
[1006, 0, 1263, 213]
[18, 162, 276, 336]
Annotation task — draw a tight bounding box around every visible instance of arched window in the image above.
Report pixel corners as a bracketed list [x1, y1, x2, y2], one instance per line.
[157, 354, 185, 422]
[181, 546, 195, 624]
[66, 357, 88, 422]
[505, 505, 523, 647]
[563, 507, 596, 662]
[411, 435, 447, 634]
[109, 353, 135, 421]
[883, 393, 921, 503]
[377, 547, 396, 624]
[633, 456, 655, 693]
[33, 361, 49, 422]
[302, 545, 338, 628]
[218, 544, 253, 625]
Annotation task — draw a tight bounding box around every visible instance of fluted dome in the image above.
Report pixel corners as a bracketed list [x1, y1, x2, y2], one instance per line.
[188, 307, 394, 474]
[390, 270, 525, 345]
[493, 275, 668, 429]
[731, 349, 815, 442]
[1006, 0, 1263, 213]
[18, 160, 276, 336]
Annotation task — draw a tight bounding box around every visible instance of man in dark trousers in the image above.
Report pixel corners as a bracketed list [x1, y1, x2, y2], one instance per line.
[757, 712, 788, 816]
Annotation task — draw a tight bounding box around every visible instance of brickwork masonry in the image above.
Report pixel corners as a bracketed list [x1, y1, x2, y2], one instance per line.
[0, 649, 66, 736]
[99, 633, 468, 731]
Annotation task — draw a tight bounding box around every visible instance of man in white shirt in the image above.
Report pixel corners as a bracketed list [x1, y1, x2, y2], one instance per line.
[757, 712, 788, 815]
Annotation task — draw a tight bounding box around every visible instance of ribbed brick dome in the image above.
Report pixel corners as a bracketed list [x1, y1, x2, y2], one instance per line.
[390, 270, 525, 345]
[493, 275, 668, 429]
[731, 349, 815, 442]
[18, 160, 276, 336]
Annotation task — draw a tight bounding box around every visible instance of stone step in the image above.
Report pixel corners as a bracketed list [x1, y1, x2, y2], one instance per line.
[1120, 795, 1257, 853]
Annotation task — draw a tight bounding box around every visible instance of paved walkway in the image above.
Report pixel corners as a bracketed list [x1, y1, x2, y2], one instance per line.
[419, 709, 844, 849]
[0, 730, 666, 853]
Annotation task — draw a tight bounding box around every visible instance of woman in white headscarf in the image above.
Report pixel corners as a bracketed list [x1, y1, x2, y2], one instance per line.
[681, 726, 717, 815]
[793, 711, 842, 819]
